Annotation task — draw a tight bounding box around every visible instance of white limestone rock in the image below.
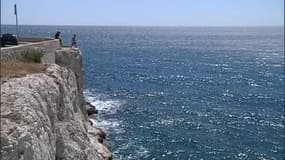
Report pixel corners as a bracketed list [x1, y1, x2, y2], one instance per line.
[0, 64, 102, 160]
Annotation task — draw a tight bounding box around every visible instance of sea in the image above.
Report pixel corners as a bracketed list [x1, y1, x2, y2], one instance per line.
[1, 25, 284, 160]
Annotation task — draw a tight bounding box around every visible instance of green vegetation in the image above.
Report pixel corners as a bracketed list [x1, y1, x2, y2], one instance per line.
[21, 48, 43, 63]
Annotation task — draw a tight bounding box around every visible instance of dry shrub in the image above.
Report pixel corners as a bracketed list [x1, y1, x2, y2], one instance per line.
[0, 61, 45, 79]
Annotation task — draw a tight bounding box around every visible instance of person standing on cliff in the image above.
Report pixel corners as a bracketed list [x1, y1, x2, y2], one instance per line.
[71, 34, 77, 49]
[55, 31, 62, 46]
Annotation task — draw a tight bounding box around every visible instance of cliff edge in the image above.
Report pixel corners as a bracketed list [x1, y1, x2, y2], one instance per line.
[1, 44, 112, 160]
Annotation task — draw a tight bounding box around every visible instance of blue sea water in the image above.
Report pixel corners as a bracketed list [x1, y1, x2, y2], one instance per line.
[2, 25, 284, 160]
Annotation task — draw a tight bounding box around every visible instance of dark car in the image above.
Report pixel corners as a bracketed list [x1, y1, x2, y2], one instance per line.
[1, 34, 19, 46]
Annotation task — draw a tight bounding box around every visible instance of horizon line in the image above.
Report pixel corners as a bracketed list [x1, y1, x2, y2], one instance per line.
[2, 24, 284, 28]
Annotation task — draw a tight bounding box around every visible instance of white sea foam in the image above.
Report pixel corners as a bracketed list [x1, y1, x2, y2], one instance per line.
[95, 119, 124, 133]
[84, 89, 125, 114]
[84, 89, 125, 133]
[90, 100, 122, 114]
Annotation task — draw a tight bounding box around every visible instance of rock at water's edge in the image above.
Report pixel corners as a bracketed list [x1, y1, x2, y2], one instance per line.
[86, 102, 99, 115]
[0, 64, 111, 160]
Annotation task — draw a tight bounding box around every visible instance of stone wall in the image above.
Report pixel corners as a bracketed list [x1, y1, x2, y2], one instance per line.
[0, 39, 60, 63]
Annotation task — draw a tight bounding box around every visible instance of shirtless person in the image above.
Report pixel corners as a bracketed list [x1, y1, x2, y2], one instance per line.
[71, 34, 77, 49]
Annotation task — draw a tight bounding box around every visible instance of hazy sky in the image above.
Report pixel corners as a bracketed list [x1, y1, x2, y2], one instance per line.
[1, 0, 284, 26]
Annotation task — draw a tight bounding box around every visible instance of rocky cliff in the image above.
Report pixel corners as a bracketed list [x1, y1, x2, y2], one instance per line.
[0, 48, 112, 160]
